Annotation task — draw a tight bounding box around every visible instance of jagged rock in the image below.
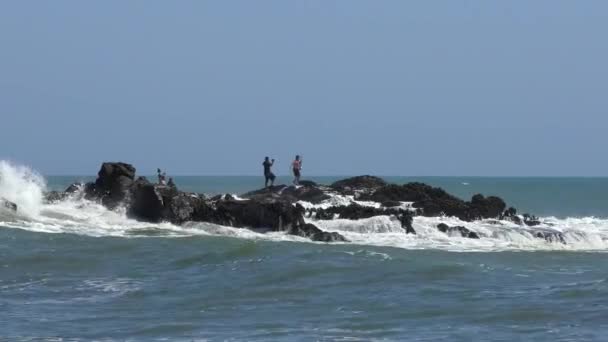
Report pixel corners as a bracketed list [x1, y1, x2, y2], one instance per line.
[437, 223, 480, 239]
[469, 194, 506, 220]
[1, 198, 17, 212]
[86, 162, 136, 208]
[45, 183, 84, 203]
[212, 199, 304, 231]
[310, 204, 416, 234]
[523, 214, 541, 227]
[44, 191, 68, 203]
[291, 223, 348, 242]
[360, 183, 506, 222]
[501, 207, 523, 225]
[65, 182, 83, 193]
[243, 183, 331, 204]
[399, 213, 416, 234]
[127, 178, 166, 222]
[330, 175, 387, 194]
[532, 229, 566, 244]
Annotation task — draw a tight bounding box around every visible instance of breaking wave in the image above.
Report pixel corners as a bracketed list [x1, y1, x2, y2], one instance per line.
[1, 161, 608, 252]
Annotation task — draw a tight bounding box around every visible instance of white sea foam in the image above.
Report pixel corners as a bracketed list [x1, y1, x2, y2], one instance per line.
[297, 194, 414, 211]
[1, 161, 608, 252]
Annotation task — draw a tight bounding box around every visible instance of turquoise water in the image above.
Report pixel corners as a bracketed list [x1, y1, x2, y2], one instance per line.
[2, 175, 608, 340]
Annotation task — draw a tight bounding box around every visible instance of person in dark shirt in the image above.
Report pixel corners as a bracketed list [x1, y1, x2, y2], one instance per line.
[263, 157, 275, 188]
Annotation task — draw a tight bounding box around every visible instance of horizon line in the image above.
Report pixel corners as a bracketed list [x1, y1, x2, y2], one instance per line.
[42, 174, 608, 178]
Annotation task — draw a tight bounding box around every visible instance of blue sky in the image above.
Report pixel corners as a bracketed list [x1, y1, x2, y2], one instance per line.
[1, 1, 606, 176]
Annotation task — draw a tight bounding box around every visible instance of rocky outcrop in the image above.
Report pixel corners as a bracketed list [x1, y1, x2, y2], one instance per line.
[330, 175, 387, 195]
[45, 162, 558, 245]
[532, 229, 566, 244]
[501, 207, 542, 227]
[242, 182, 331, 204]
[75, 163, 347, 243]
[357, 182, 506, 221]
[84, 162, 136, 208]
[437, 223, 480, 239]
[308, 204, 416, 234]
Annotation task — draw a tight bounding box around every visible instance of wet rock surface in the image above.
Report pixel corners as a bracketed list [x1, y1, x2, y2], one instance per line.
[44, 163, 562, 244]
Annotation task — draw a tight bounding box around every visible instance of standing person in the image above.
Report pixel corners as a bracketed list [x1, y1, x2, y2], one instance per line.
[263, 157, 276, 188]
[292, 155, 302, 185]
[157, 168, 167, 185]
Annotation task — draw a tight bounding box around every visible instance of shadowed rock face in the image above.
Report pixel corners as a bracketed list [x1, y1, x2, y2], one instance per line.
[85, 162, 136, 209]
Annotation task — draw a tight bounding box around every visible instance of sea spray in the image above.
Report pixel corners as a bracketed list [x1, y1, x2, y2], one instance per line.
[0, 160, 46, 217]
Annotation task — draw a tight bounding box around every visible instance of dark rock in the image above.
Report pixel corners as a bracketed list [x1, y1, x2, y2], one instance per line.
[1, 198, 17, 212]
[45, 182, 84, 203]
[399, 212, 416, 234]
[360, 183, 506, 222]
[468, 194, 506, 220]
[501, 207, 523, 225]
[243, 183, 331, 204]
[88, 162, 137, 208]
[212, 199, 303, 231]
[532, 229, 566, 244]
[523, 214, 541, 227]
[504, 207, 517, 217]
[291, 223, 348, 242]
[127, 178, 166, 222]
[298, 180, 318, 187]
[202, 199, 348, 242]
[437, 223, 480, 239]
[44, 191, 68, 203]
[330, 175, 387, 194]
[382, 200, 402, 208]
[65, 182, 83, 193]
[310, 204, 415, 234]
[165, 192, 210, 224]
[209, 194, 223, 201]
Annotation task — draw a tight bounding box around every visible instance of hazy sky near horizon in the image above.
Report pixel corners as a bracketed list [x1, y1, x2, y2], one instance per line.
[1, 1, 607, 176]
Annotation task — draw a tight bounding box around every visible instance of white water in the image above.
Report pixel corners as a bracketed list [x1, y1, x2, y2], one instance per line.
[1, 161, 608, 252]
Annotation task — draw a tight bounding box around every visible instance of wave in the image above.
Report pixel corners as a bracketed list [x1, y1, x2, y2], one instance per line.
[1, 161, 608, 252]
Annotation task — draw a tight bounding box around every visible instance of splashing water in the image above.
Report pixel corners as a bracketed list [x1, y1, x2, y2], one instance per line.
[0, 160, 46, 217]
[1, 160, 608, 252]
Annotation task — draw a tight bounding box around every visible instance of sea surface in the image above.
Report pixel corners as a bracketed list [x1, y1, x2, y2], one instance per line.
[1, 162, 608, 341]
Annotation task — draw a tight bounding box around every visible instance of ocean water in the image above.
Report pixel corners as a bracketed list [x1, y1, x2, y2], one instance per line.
[2, 161, 608, 341]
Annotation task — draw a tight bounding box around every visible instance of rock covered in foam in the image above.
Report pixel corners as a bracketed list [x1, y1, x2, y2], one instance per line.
[1, 197, 17, 212]
[437, 223, 480, 239]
